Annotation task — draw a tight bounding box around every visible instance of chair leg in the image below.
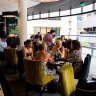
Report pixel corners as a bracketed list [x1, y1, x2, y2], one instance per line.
[26, 83, 29, 96]
[40, 85, 45, 96]
[39, 86, 42, 96]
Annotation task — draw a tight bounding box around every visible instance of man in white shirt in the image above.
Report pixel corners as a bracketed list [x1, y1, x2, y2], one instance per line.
[0, 36, 7, 52]
[0, 35, 7, 63]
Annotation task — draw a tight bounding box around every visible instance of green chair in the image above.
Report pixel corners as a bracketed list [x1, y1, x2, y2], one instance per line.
[23, 59, 54, 96]
[4, 48, 18, 73]
[57, 63, 75, 96]
[57, 63, 96, 96]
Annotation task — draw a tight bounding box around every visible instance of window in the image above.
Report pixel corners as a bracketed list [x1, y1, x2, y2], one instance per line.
[95, 3, 96, 9]
[50, 11, 59, 17]
[83, 4, 93, 12]
[60, 10, 70, 16]
[34, 14, 39, 19]
[72, 7, 81, 14]
[41, 13, 48, 18]
[28, 15, 32, 20]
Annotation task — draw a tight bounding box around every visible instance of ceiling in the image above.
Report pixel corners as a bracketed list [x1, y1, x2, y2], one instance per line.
[28, 0, 96, 15]
[0, 0, 39, 15]
[0, 0, 95, 16]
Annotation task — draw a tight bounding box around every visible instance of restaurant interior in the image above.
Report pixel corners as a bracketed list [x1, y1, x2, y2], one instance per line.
[0, 0, 96, 96]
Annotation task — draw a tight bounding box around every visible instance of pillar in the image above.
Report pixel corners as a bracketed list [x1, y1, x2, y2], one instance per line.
[18, 0, 27, 46]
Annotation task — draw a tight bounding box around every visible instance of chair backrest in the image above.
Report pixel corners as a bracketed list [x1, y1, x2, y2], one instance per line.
[80, 54, 91, 79]
[58, 63, 75, 96]
[4, 48, 18, 65]
[16, 50, 23, 64]
[23, 59, 54, 85]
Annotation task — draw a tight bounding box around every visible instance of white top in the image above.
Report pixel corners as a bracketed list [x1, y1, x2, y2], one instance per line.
[0, 38, 7, 52]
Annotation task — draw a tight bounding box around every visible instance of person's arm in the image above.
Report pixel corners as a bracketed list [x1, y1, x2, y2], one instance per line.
[57, 47, 65, 58]
[31, 49, 33, 59]
[49, 34, 53, 45]
[51, 46, 55, 53]
[48, 53, 54, 63]
[22, 48, 26, 59]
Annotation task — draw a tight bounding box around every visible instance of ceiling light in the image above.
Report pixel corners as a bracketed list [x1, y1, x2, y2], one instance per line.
[32, 0, 59, 2]
[2, 11, 18, 18]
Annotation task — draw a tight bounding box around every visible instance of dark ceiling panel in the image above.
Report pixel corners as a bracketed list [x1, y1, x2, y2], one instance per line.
[27, 0, 96, 16]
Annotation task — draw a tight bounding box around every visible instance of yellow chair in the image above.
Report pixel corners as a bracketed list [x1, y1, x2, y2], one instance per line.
[57, 63, 75, 96]
[57, 63, 96, 96]
[23, 59, 54, 96]
[4, 48, 18, 73]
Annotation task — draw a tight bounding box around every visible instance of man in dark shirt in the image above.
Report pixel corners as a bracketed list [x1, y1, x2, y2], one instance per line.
[35, 32, 42, 41]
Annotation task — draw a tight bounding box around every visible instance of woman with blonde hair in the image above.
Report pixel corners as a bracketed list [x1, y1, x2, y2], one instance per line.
[51, 40, 68, 60]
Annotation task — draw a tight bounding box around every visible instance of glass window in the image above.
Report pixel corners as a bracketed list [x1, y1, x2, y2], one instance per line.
[34, 27, 40, 34]
[93, 50, 96, 57]
[83, 4, 93, 12]
[50, 11, 59, 17]
[95, 3, 96, 9]
[72, 7, 81, 14]
[28, 15, 32, 20]
[60, 10, 70, 16]
[82, 47, 91, 54]
[34, 14, 39, 19]
[41, 13, 48, 18]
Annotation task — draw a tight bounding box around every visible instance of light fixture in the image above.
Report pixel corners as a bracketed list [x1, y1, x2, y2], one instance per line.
[2, 11, 18, 18]
[32, 0, 59, 2]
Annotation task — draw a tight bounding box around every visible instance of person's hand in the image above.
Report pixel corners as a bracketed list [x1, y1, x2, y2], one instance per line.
[57, 48, 60, 53]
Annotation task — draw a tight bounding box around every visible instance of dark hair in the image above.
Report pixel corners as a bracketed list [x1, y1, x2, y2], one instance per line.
[38, 42, 45, 51]
[50, 29, 55, 34]
[1, 35, 7, 39]
[61, 35, 65, 38]
[72, 40, 81, 50]
[24, 39, 32, 47]
[66, 39, 72, 49]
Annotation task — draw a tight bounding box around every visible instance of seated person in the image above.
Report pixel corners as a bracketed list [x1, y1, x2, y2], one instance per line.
[35, 42, 54, 75]
[22, 39, 33, 59]
[51, 40, 68, 61]
[0, 35, 7, 62]
[67, 40, 83, 74]
[35, 42, 59, 92]
[60, 35, 67, 48]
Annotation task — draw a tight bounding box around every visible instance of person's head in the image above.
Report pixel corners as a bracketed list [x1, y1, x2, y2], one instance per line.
[50, 29, 55, 34]
[61, 35, 65, 41]
[30, 35, 34, 40]
[24, 39, 32, 48]
[1, 35, 7, 42]
[56, 40, 62, 48]
[37, 32, 40, 35]
[71, 40, 81, 50]
[38, 42, 47, 51]
[36, 40, 42, 46]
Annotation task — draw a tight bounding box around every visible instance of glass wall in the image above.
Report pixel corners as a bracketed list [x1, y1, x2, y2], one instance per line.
[27, 3, 96, 75]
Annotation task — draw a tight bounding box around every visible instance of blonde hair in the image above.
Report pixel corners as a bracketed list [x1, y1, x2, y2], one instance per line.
[56, 40, 62, 44]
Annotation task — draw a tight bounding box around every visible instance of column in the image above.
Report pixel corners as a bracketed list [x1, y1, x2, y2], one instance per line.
[18, 0, 27, 46]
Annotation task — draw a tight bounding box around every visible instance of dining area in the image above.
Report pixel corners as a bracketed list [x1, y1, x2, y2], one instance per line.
[0, 33, 96, 96]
